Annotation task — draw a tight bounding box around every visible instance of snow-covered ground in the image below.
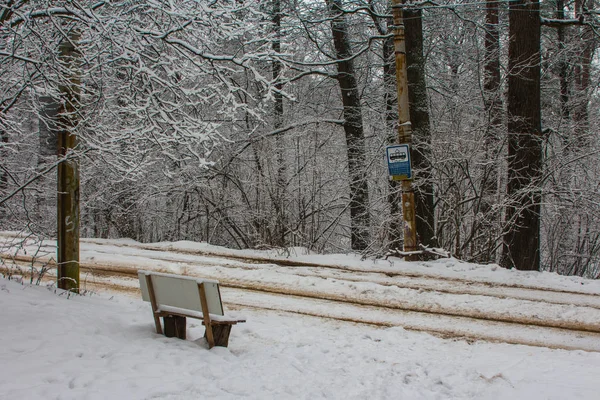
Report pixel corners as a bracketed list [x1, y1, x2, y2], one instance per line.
[1, 277, 599, 400]
[1, 235, 600, 399]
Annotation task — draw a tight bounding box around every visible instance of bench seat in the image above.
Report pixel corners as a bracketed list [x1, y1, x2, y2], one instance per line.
[138, 270, 245, 348]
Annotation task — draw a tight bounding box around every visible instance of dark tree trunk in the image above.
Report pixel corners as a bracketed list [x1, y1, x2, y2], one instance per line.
[476, 0, 503, 262]
[572, 0, 596, 145]
[502, 0, 542, 271]
[484, 1, 501, 105]
[403, 7, 436, 248]
[368, 4, 401, 249]
[272, 0, 287, 246]
[556, 0, 570, 120]
[0, 129, 7, 192]
[0, 9, 10, 196]
[327, 0, 371, 250]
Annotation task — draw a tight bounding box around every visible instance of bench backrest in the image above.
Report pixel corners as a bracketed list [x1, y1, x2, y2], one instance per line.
[138, 270, 224, 316]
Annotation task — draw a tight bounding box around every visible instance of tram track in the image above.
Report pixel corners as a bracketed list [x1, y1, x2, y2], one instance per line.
[78, 245, 600, 310]
[3, 233, 600, 351]
[4, 235, 600, 307]
[4, 252, 600, 327]
[3, 254, 600, 353]
[8, 263, 600, 353]
[4, 244, 600, 330]
[3, 232, 598, 298]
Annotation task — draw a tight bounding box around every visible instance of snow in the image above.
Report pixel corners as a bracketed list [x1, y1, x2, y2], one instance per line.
[1, 235, 600, 399]
[1, 278, 599, 400]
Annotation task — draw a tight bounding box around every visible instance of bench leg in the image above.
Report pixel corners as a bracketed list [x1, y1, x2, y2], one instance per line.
[163, 315, 187, 340]
[205, 324, 232, 347]
[145, 275, 163, 335]
[197, 283, 215, 348]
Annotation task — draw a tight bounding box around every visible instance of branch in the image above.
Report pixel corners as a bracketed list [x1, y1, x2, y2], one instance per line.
[541, 17, 585, 27]
[0, 149, 89, 206]
[280, 33, 392, 68]
[0, 51, 40, 65]
[385, 244, 451, 259]
[218, 118, 345, 171]
[9, 1, 106, 27]
[261, 118, 345, 139]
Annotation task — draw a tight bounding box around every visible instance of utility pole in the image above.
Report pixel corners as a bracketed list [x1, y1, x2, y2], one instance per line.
[391, 0, 418, 258]
[57, 30, 81, 291]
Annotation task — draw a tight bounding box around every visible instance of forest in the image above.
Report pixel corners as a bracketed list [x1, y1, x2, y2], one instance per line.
[0, 0, 598, 279]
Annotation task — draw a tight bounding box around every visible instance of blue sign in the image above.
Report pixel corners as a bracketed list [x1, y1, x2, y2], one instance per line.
[386, 144, 412, 180]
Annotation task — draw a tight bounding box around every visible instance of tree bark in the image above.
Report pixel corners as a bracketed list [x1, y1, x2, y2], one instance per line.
[403, 6, 436, 248]
[0, 129, 7, 193]
[477, 0, 503, 262]
[502, 0, 542, 271]
[0, 11, 10, 196]
[272, 0, 287, 247]
[326, 0, 371, 250]
[572, 0, 596, 145]
[556, 0, 570, 120]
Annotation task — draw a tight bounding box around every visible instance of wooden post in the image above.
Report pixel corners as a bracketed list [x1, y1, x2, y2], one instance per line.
[163, 315, 187, 339]
[57, 30, 81, 291]
[209, 324, 233, 347]
[392, 1, 418, 259]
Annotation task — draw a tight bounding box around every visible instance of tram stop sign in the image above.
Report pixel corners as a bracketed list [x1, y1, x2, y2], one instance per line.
[386, 144, 412, 181]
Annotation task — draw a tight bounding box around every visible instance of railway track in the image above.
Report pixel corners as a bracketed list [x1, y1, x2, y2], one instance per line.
[4, 234, 600, 300]
[5, 249, 600, 328]
[3, 250, 600, 353]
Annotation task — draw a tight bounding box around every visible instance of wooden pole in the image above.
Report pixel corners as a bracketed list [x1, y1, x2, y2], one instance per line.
[57, 30, 81, 291]
[392, 1, 418, 258]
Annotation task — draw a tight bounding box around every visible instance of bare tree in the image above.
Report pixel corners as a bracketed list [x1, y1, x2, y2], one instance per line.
[502, 0, 542, 271]
[403, 1, 436, 249]
[325, 0, 371, 250]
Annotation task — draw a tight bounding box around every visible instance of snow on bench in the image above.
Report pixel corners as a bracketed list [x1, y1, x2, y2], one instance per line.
[138, 270, 245, 348]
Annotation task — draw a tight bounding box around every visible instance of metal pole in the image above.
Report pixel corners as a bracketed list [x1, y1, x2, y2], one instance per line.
[392, 1, 418, 257]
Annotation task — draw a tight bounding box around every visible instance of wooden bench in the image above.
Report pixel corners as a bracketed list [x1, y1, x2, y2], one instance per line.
[138, 270, 245, 348]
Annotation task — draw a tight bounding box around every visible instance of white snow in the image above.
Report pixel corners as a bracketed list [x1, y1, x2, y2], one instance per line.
[1, 235, 600, 399]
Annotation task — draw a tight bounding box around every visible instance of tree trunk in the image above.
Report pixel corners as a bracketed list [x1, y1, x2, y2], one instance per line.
[326, 0, 371, 250]
[403, 6, 436, 248]
[502, 0, 542, 271]
[0, 11, 10, 197]
[368, 4, 402, 250]
[271, 0, 287, 247]
[0, 129, 6, 192]
[0, 126, 7, 226]
[572, 0, 596, 145]
[477, 0, 503, 262]
[556, 0, 569, 120]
